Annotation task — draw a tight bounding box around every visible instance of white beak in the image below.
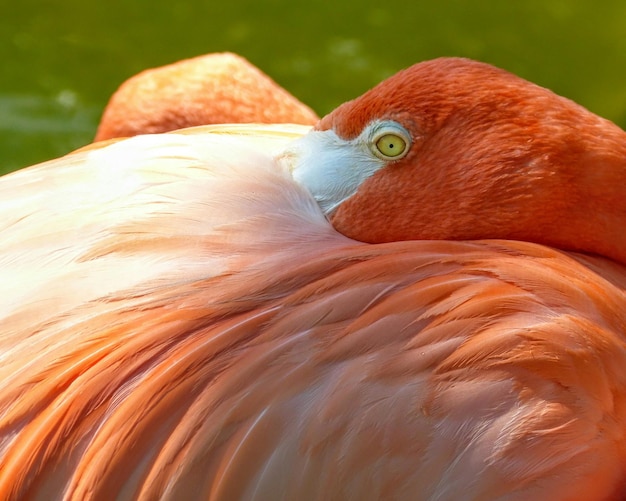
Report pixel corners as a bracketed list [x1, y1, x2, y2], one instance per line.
[278, 127, 389, 216]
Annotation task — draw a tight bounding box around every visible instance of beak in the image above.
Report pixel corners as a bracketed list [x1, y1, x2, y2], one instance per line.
[277, 126, 389, 217]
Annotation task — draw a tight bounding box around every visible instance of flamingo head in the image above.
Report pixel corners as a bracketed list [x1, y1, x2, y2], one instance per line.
[283, 57, 626, 264]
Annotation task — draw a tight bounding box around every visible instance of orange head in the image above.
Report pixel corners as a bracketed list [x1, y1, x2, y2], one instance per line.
[286, 57, 626, 264]
[95, 52, 318, 141]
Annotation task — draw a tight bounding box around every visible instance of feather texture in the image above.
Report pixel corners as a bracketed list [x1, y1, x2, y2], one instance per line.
[0, 124, 625, 500]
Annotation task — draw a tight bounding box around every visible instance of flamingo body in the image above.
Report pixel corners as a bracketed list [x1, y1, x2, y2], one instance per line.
[1, 57, 626, 500]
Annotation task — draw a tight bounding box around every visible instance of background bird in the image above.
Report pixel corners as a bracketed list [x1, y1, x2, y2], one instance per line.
[94, 52, 318, 141]
[0, 56, 625, 501]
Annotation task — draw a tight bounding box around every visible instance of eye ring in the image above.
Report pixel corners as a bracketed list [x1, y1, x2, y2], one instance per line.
[369, 122, 411, 161]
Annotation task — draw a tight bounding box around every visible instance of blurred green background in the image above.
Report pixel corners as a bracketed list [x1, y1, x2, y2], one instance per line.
[2, 0, 626, 174]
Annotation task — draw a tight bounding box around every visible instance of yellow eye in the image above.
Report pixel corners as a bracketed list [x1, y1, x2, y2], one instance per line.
[367, 121, 412, 160]
[374, 133, 408, 159]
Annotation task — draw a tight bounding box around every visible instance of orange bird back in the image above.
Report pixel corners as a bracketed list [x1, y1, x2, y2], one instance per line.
[95, 52, 318, 141]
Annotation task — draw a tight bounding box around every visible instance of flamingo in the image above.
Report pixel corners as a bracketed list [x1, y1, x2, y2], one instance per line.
[94, 52, 318, 141]
[1, 57, 625, 500]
